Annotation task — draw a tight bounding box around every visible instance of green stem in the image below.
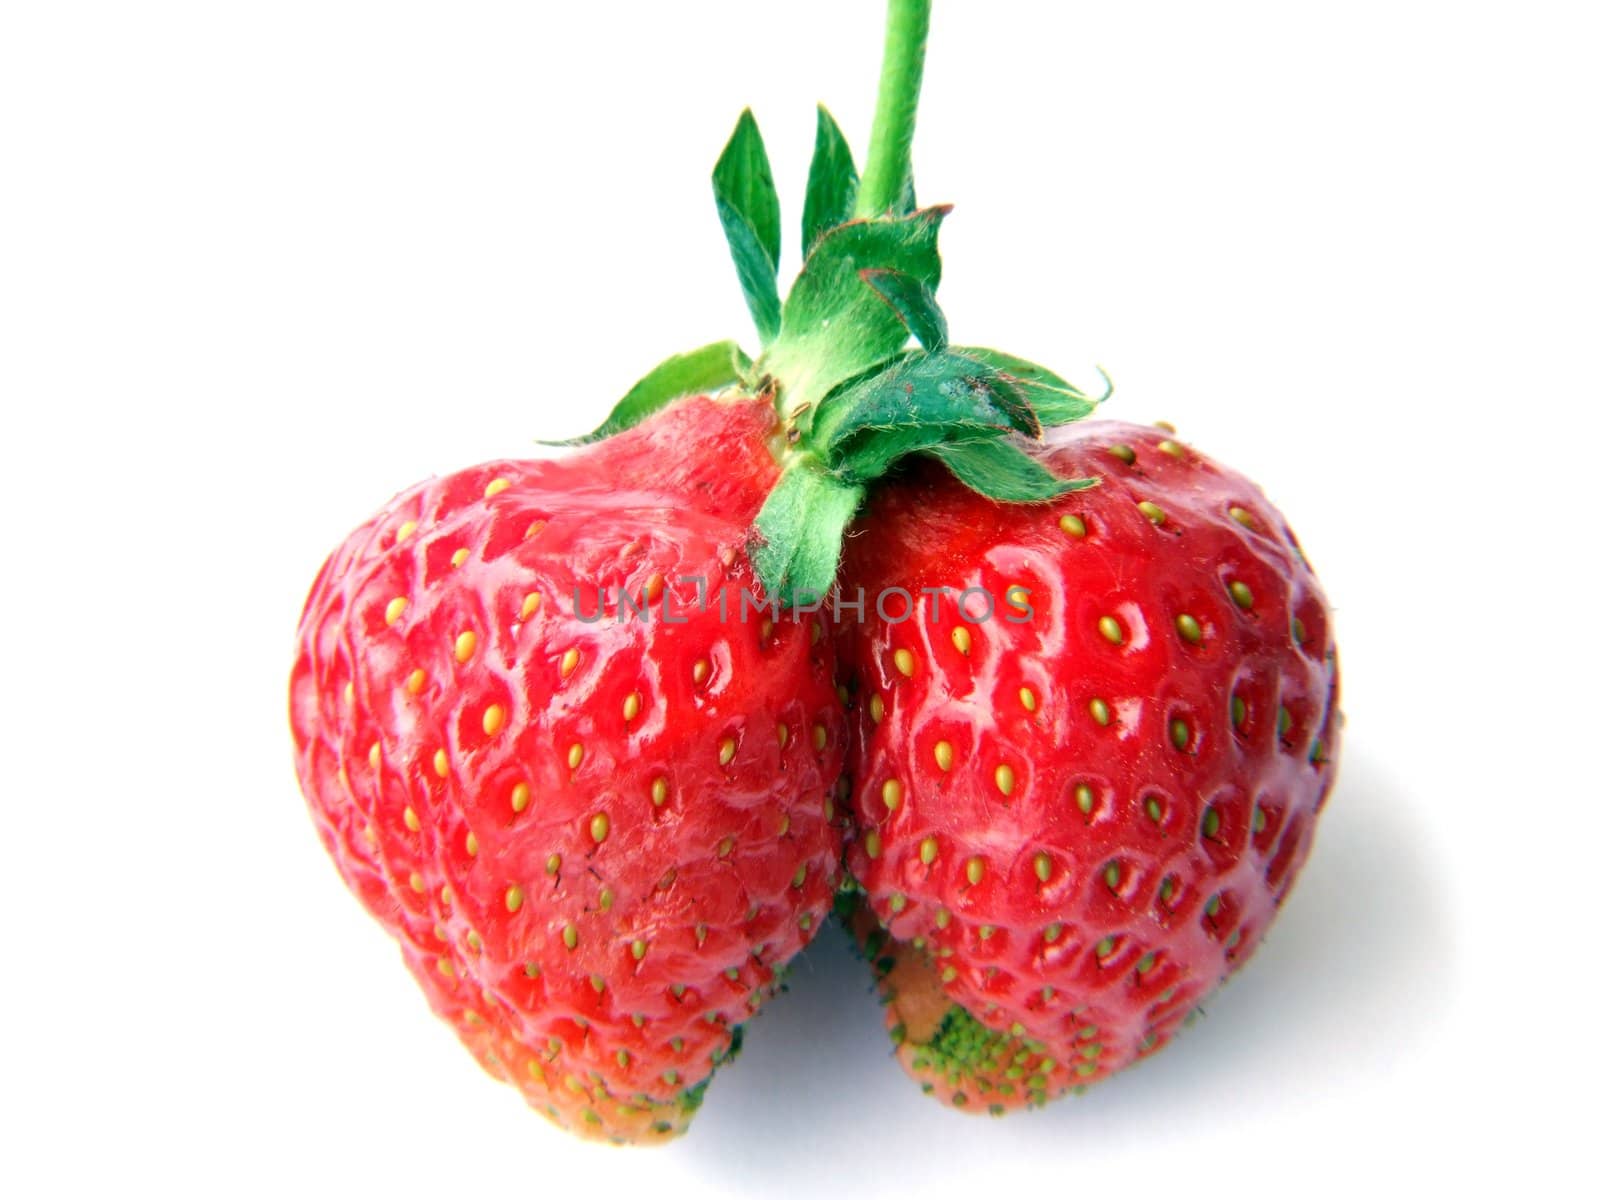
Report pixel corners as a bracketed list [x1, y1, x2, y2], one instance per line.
[855, 0, 932, 218]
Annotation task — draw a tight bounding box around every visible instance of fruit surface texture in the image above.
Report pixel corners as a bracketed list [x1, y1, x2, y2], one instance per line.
[289, 396, 844, 1142]
[837, 420, 1340, 1106]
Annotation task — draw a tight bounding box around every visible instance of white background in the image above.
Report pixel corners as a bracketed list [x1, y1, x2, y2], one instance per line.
[2, 2, 1594, 1196]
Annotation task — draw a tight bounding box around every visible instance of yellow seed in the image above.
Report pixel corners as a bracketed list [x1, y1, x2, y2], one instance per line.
[717, 836, 734, 858]
[1228, 505, 1257, 530]
[454, 630, 477, 663]
[623, 692, 642, 722]
[693, 659, 710, 685]
[1019, 686, 1037, 712]
[559, 647, 580, 678]
[1158, 439, 1185, 459]
[1006, 585, 1029, 611]
[1109, 443, 1136, 465]
[1137, 500, 1166, 525]
[451, 547, 470, 568]
[1229, 580, 1255, 609]
[440, 885, 453, 906]
[465, 931, 482, 952]
[792, 864, 808, 888]
[650, 777, 668, 806]
[567, 742, 584, 770]
[546, 853, 561, 875]
[465, 831, 478, 856]
[631, 938, 648, 961]
[882, 779, 903, 811]
[865, 831, 882, 859]
[893, 648, 915, 677]
[384, 597, 408, 626]
[941, 966, 958, 983]
[951, 626, 972, 655]
[1059, 512, 1087, 538]
[1098, 615, 1124, 645]
[520, 591, 541, 619]
[505, 885, 523, 912]
[719, 737, 736, 766]
[408, 871, 424, 893]
[869, 694, 885, 724]
[645, 573, 665, 603]
[403, 806, 420, 832]
[1034, 853, 1053, 882]
[966, 857, 986, 885]
[368, 743, 381, 769]
[343, 681, 355, 705]
[524, 520, 546, 540]
[812, 723, 827, 750]
[501, 784, 528, 818]
[396, 519, 417, 541]
[432, 747, 448, 777]
[778, 814, 790, 836]
[934, 740, 954, 771]
[482, 703, 505, 736]
[562, 924, 579, 950]
[919, 836, 939, 864]
[436, 957, 454, 978]
[590, 813, 610, 843]
[776, 722, 790, 748]
[935, 908, 951, 929]
[484, 477, 511, 498]
[995, 764, 1016, 796]
[405, 668, 426, 695]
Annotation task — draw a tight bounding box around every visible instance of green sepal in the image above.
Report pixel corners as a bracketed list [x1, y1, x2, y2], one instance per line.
[810, 348, 1041, 473]
[929, 439, 1097, 502]
[801, 106, 859, 258]
[749, 463, 866, 607]
[951, 347, 1107, 426]
[543, 340, 751, 446]
[860, 267, 947, 351]
[760, 207, 948, 420]
[712, 110, 783, 344]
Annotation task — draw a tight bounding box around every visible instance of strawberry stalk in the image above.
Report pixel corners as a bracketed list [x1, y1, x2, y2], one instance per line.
[856, 0, 931, 218]
[563, 0, 1108, 604]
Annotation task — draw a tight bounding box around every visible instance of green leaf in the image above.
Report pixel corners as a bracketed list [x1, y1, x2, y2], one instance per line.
[802, 106, 858, 257]
[928, 439, 1098, 502]
[750, 464, 865, 607]
[713, 110, 782, 344]
[760, 207, 947, 418]
[811, 348, 1041, 467]
[834, 425, 1000, 483]
[861, 268, 947, 351]
[543, 341, 751, 446]
[951, 347, 1103, 427]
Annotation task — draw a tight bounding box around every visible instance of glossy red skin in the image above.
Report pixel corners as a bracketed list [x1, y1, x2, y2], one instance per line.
[289, 396, 844, 1143]
[837, 421, 1340, 1104]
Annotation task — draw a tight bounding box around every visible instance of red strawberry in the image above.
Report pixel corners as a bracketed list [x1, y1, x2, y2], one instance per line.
[291, 0, 1345, 1135]
[836, 420, 1340, 1108]
[289, 395, 846, 1142]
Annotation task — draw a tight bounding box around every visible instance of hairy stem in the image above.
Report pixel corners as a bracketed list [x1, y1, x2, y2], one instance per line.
[855, 0, 932, 218]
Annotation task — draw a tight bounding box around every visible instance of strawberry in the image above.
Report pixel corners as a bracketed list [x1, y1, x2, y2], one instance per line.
[290, 396, 846, 1143]
[291, 0, 1342, 1137]
[835, 420, 1341, 1108]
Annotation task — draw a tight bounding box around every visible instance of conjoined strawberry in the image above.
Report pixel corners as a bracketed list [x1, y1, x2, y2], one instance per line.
[836, 421, 1340, 1110]
[290, 0, 1341, 1138]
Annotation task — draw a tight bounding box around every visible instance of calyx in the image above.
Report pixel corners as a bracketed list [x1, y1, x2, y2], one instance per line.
[562, 105, 1106, 605]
